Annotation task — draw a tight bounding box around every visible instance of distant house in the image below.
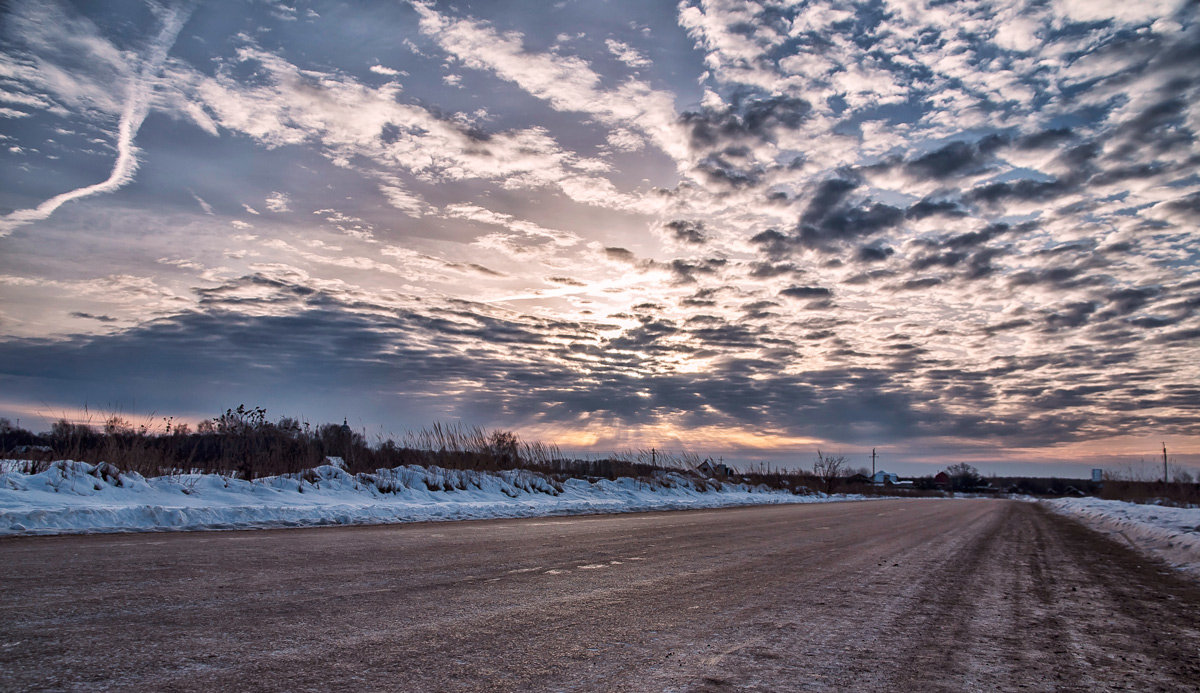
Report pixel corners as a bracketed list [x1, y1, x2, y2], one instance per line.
[697, 459, 736, 477]
[847, 472, 872, 484]
[934, 471, 950, 488]
[872, 470, 899, 485]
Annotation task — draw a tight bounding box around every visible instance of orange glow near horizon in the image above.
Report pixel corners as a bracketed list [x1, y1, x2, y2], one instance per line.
[525, 420, 825, 455]
[0, 401, 210, 434]
[1003, 435, 1199, 463]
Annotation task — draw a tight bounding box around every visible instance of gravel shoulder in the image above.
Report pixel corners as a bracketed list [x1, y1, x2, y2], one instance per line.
[2, 499, 1198, 691]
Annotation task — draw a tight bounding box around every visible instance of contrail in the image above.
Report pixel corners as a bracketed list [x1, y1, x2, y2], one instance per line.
[0, 4, 191, 236]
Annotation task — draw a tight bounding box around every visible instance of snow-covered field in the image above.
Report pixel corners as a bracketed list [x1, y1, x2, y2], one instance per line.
[0, 459, 874, 536]
[1043, 497, 1200, 575]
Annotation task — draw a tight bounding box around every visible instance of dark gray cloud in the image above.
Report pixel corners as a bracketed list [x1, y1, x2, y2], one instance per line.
[747, 261, 803, 278]
[896, 277, 943, 291]
[799, 201, 905, 249]
[856, 245, 893, 262]
[682, 90, 812, 148]
[604, 247, 636, 262]
[748, 186, 905, 258]
[779, 285, 832, 299]
[667, 257, 727, 283]
[7, 277, 1143, 447]
[1104, 286, 1162, 316]
[663, 219, 707, 244]
[904, 137, 1004, 180]
[910, 250, 965, 272]
[800, 178, 858, 225]
[695, 154, 764, 188]
[69, 312, 118, 323]
[1043, 301, 1099, 331]
[965, 178, 1073, 207]
[905, 197, 967, 221]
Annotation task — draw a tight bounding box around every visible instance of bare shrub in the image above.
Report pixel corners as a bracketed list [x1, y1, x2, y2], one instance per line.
[812, 450, 846, 494]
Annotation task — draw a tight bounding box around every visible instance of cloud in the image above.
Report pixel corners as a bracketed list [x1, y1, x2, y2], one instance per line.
[604, 39, 649, 68]
[1054, 0, 1186, 24]
[445, 202, 582, 258]
[369, 64, 401, 77]
[189, 191, 214, 215]
[604, 247, 636, 263]
[904, 139, 1001, 180]
[0, 4, 191, 236]
[377, 179, 426, 217]
[2, 0, 1198, 463]
[662, 219, 707, 245]
[780, 286, 832, 299]
[857, 245, 894, 263]
[410, 2, 687, 161]
[264, 191, 291, 213]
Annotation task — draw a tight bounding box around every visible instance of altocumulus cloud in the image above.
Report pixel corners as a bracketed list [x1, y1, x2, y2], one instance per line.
[0, 0, 1197, 469]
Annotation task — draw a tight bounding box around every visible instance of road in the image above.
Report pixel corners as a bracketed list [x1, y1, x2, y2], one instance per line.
[2, 499, 1199, 691]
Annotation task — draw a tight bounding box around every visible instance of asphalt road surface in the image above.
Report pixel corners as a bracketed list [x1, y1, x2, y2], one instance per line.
[3, 499, 1199, 691]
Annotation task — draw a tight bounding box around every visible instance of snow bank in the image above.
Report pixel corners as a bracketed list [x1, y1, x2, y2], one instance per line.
[0, 459, 872, 536]
[1043, 497, 1200, 575]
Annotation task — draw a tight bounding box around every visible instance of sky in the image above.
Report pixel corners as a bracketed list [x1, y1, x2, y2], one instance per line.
[1, 0, 1198, 477]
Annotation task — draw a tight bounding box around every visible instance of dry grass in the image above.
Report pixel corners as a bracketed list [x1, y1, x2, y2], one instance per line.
[1098, 481, 1200, 507]
[0, 408, 717, 482]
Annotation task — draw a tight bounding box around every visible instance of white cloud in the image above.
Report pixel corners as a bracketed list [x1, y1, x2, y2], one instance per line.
[1054, 0, 1184, 24]
[444, 203, 574, 239]
[369, 64, 401, 77]
[377, 178, 426, 217]
[993, 16, 1043, 53]
[604, 39, 650, 68]
[411, 2, 688, 163]
[313, 209, 374, 240]
[190, 191, 214, 215]
[165, 40, 616, 211]
[265, 191, 291, 213]
[0, 3, 190, 236]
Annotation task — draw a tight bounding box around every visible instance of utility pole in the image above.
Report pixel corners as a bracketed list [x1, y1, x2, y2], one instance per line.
[872, 447, 876, 476]
[1163, 442, 1168, 483]
[651, 448, 656, 467]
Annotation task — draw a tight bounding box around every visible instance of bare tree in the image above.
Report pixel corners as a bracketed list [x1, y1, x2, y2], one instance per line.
[944, 462, 982, 491]
[812, 450, 846, 494]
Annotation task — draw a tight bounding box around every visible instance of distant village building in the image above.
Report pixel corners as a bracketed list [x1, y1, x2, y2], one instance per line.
[697, 459, 736, 477]
[934, 471, 950, 488]
[872, 470, 899, 485]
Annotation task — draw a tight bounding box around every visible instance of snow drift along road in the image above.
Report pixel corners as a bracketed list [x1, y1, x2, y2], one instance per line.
[0, 459, 869, 535]
[1043, 497, 1200, 575]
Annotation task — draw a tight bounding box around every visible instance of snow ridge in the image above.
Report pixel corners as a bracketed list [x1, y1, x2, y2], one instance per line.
[0, 459, 870, 536]
[1043, 497, 1200, 575]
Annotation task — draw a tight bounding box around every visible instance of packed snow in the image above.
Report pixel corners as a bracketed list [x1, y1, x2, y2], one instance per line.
[0, 459, 877, 536]
[1043, 497, 1200, 575]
